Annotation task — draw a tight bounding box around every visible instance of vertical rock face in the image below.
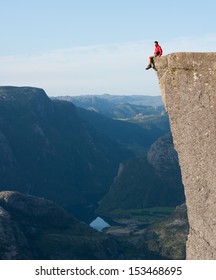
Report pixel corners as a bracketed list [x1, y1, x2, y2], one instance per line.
[155, 53, 216, 259]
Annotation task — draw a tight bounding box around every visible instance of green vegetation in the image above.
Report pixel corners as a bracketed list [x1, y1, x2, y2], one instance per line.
[106, 207, 175, 224]
[104, 204, 188, 260]
[140, 204, 189, 260]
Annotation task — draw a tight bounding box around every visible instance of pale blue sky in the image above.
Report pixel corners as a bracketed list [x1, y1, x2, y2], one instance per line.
[0, 0, 216, 96]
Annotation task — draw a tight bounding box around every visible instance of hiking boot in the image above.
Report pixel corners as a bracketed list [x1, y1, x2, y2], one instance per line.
[146, 64, 151, 70]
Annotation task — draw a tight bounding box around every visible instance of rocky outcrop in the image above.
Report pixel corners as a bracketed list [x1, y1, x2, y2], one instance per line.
[0, 191, 121, 260]
[147, 133, 179, 174]
[0, 205, 32, 259]
[155, 53, 216, 259]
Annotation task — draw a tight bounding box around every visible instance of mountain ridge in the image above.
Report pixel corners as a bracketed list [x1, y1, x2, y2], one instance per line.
[54, 94, 164, 119]
[0, 86, 131, 220]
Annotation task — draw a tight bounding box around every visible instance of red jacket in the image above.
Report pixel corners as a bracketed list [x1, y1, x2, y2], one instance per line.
[154, 45, 163, 56]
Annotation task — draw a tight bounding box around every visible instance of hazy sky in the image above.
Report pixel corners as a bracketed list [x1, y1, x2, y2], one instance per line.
[0, 0, 216, 96]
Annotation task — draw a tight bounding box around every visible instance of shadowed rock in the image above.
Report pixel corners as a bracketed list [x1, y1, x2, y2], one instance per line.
[0, 191, 121, 260]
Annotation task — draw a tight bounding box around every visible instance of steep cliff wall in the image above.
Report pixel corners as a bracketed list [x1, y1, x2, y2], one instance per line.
[155, 52, 216, 259]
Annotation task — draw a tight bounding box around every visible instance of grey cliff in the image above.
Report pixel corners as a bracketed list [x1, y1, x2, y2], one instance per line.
[155, 52, 216, 259]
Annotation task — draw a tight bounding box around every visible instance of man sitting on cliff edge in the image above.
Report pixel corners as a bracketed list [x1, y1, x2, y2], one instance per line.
[146, 41, 163, 70]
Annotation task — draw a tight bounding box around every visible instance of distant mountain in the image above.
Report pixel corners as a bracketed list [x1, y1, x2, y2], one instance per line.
[55, 94, 163, 106]
[54, 94, 164, 119]
[54, 94, 169, 154]
[77, 107, 170, 155]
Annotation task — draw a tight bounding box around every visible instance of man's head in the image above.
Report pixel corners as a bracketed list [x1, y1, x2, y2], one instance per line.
[154, 41, 158, 46]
